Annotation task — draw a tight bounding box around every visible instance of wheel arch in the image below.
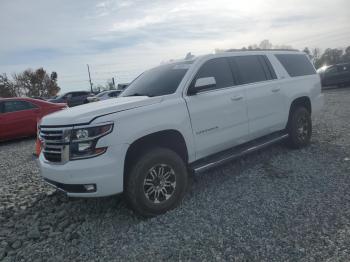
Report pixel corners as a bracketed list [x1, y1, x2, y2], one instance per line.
[287, 96, 311, 127]
[124, 129, 189, 186]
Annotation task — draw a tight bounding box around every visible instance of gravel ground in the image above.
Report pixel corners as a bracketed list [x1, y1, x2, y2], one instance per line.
[1, 88, 350, 261]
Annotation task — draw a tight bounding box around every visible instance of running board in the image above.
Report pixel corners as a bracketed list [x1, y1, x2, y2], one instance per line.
[190, 131, 289, 173]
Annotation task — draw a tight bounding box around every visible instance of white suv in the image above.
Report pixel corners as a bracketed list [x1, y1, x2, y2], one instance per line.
[38, 50, 324, 216]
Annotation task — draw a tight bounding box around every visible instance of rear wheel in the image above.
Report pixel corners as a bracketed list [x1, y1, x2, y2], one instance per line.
[125, 147, 188, 217]
[286, 107, 312, 149]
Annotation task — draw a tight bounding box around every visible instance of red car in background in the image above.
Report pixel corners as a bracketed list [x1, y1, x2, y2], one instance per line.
[0, 97, 66, 141]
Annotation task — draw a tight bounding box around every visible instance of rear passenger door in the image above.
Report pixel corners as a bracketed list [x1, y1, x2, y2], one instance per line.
[229, 55, 286, 139]
[185, 57, 249, 159]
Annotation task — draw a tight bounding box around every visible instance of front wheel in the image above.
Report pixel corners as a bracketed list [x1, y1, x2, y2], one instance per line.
[125, 148, 188, 217]
[286, 107, 312, 149]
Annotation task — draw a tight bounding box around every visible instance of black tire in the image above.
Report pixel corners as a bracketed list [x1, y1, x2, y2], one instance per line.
[286, 107, 312, 149]
[125, 147, 188, 217]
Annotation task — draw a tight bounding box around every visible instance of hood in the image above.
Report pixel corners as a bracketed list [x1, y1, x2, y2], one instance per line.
[41, 96, 162, 126]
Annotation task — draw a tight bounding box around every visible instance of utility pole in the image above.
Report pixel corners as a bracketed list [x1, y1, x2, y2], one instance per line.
[112, 77, 116, 89]
[87, 64, 93, 93]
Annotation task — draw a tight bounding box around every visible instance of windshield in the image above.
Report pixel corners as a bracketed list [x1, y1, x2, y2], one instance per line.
[316, 65, 329, 73]
[121, 61, 193, 97]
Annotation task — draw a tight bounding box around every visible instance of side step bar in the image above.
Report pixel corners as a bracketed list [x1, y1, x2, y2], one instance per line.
[190, 131, 289, 173]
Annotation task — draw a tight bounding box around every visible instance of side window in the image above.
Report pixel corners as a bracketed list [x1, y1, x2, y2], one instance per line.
[3, 101, 17, 113]
[193, 57, 234, 91]
[337, 65, 349, 72]
[275, 54, 316, 77]
[71, 92, 81, 97]
[0, 102, 3, 113]
[229, 55, 269, 85]
[109, 91, 119, 97]
[64, 93, 72, 99]
[326, 66, 337, 74]
[15, 101, 37, 110]
[3, 101, 36, 113]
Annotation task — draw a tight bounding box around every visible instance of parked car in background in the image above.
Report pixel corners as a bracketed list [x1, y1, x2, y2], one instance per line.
[0, 98, 66, 141]
[30, 96, 46, 101]
[49, 91, 92, 107]
[117, 83, 129, 91]
[86, 90, 122, 103]
[317, 62, 350, 87]
[38, 50, 323, 216]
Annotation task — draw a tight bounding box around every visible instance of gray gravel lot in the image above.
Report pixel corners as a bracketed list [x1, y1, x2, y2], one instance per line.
[1, 88, 350, 261]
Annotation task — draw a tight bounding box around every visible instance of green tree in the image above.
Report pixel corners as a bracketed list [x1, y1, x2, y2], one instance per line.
[12, 68, 60, 97]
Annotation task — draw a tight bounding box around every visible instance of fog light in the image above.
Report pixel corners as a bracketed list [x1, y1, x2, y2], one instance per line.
[84, 184, 96, 192]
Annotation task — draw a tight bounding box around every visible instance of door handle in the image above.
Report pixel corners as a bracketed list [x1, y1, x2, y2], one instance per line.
[231, 95, 243, 101]
[271, 87, 280, 93]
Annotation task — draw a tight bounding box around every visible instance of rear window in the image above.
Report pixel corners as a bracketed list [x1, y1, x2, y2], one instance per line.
[275, 54, 316, 77]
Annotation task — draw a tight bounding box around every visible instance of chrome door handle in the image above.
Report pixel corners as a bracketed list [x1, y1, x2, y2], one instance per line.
[231, 95, 243, 101]
[271, 87, 280, 92]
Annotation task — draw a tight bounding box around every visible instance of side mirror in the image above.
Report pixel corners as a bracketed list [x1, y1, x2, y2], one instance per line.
[188, 77, 216, 95]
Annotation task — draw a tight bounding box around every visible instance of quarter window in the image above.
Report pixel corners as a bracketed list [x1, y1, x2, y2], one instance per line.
[326, 66, 337, 74]
[193, 58, 234, 91]
[275, 54, 316, 77]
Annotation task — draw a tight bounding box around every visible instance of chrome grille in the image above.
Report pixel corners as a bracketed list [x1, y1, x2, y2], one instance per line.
[39, 127, 71, 164]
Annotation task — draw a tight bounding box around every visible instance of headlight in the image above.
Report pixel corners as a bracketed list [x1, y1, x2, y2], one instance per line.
[70, 123, 113, 160]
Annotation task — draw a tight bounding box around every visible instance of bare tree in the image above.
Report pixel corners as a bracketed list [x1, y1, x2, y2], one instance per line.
[0, 74, 16, 97]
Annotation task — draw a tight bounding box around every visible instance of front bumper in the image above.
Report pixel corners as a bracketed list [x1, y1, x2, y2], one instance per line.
[38, 144, 128, 197]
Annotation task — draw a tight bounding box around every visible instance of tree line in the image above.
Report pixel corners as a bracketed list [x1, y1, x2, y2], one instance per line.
[303, 46, 350, 69]
[0, 68, 60, 98]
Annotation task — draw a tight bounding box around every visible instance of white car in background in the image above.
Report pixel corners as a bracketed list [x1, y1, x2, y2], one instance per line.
[87, 90, 122, 103]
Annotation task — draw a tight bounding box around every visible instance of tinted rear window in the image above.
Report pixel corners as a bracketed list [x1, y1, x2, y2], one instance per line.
[275, 54, 316, 77]
[229, 55, 269, 85]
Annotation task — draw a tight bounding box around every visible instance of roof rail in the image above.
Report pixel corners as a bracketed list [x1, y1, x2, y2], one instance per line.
[225, 48, 299, 52]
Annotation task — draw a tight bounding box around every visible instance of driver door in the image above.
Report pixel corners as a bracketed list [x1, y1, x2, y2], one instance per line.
[184, 57, 249, 160]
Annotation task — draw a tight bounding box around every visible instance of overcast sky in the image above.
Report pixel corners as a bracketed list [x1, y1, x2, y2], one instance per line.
[0, 0, 349, 93]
